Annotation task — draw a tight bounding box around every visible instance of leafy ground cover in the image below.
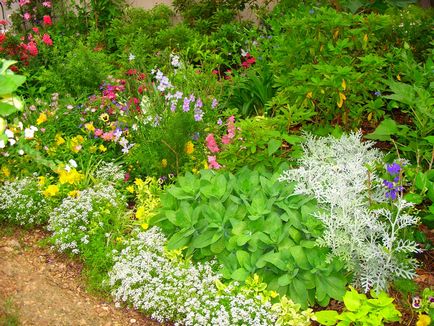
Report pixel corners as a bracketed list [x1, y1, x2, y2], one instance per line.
[0, 0, 433, 325]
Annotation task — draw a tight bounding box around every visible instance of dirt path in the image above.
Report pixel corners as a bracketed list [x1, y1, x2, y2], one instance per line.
[0, 228, 160, 326]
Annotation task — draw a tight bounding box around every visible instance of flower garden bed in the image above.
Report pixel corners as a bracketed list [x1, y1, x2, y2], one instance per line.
[1, 0, 433, 325]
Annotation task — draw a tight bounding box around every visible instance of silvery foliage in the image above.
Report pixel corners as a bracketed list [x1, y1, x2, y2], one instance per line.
[0, 177, 49, 225]
[108, 227, 276, 326]
[47, 184, 125, 255]
[279, 132, 420, 292]
[94, 162, 125, 183]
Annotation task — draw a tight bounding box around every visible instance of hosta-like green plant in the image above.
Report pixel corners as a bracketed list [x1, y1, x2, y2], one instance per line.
[151, 167, 347, 308]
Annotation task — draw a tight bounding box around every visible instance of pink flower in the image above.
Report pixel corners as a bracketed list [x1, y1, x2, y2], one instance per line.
[42, 34, 52, 46]
[32, 27, 39, 33]
[101, 132, 114, 141]
[23, 12, 31, 20]
[26, 42, 38, 56]
[43, 15, 52, 26]
[205, 134, 220, 153]
[208, 156, 221, 169]
[42, 1, 51, 8]
[19, 0, 31, 6]
[94, 129, 103, 137]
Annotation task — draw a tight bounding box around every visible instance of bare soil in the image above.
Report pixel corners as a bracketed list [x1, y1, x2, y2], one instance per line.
[0, 227, 160, 326]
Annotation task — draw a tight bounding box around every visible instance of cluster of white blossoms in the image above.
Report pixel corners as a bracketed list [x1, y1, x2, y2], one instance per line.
[48, 184, 125, 255]
[93, 162, 125, 183]
[0, 177, 49, 226]
[279, 132, 420, 292]
[108, 227, 277, 326]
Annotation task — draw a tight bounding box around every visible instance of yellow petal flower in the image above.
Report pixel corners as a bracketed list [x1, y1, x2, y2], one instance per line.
[55, 134, 65, 146]
[141, 223, 149, 230]
[161, 158, 168, 168]
[43, 184, 59, 197]
[126, 185, 135, 193]
[341, 79, 346, 91]
[98, 144, 107, 152]
[184, 141, 195, 155]
[416, 314, 431, 326]
[36, 112, 47, 125]
[1, 166, 10, 177]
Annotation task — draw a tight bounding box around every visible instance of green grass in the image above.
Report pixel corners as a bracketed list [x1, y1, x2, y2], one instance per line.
[0, 297, 20, 326]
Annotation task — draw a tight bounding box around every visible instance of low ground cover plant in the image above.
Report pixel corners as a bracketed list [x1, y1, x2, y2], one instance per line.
[0, 0, 432, 324]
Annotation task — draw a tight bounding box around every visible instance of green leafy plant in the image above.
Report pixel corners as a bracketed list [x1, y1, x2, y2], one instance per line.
[0, 59, 25, 118]
[315, 286, 401, 326]
[152, 167, 347, 308]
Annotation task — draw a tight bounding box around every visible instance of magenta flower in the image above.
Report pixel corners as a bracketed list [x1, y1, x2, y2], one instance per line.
[205, 134, 220, 153]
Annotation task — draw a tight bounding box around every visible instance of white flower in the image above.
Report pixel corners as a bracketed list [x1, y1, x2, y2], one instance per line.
[0, 139, 5, 149]
[68, 159, 77, 168]
[18, 149, 24, 155]
[24, 126, 38, 139]
[128, 53, 136, 61]
[5, 129, 14, 138]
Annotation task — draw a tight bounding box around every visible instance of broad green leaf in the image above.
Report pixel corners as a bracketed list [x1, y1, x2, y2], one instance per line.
[290, 246, 310, 270]
[231, 268, 250, 281]
[278, 274, 293, 287]
[236, 250, 251, 269]
[415, 172, 429, 191]
[268, 138, 282, 156]
[236, 233, 251, 246]
[315, 310, 340, 325]
[167, 228, 195, 250]
[210, 236, 226, 254]
[365, 118, 398, 141]
[167, 186, 193, 200]
[404, 193, 423, 204]
[0, 74, 26, 96]
[343, 289, 362, 311]
[192, 229, 220, 248]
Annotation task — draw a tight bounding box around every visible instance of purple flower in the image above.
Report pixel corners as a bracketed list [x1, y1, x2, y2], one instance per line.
[170, 102, 177, 112]
[211, 98, 218, 109]
[183, 97, 190, 112]
[192, 132, 200, 141]
[387, 163, 401, 176]
[386, 189, 397, 200]
[429, 296, 434, 303]
[194, 108, 204, 121]
[217, 118, 223, 125]
[383, 180, 394, 189]
[195, 98, 203, 109]
[374, 91, 382, 97]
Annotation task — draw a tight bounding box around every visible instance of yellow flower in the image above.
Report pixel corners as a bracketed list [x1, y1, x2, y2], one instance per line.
[98, 144, 107, 152]
[141, 223, 149, 230]
[89, 145, 97, 153]
[68, 190, 80, 198]
[38, 176, 46, 186]
[134, 178, 145, 188]
[136, 206, 146, 220]
[43, 184, 59, 197]
[84, 122, 95, 132]
[36, 112, 47, 125]
[100, 113, 110, 123]
[70, 135, 85, 153]
[126, 185, 135, 193]
[185, 141, 195, 155]
[203, 160, 209, 170]
[270, 291, 279, 298]
[416, 314, 431, 326]
[58, 168, 84, 185]
[341, 79, 346, 91]
[1, 166, 10, 177]
[161, 158, 168, 168]
[55, 133, 65, 146]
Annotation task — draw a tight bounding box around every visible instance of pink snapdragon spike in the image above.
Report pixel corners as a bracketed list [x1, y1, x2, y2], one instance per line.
[221, 116, 236, 145]
[208, 156, 221, 169]
[205, 134, 220, 153]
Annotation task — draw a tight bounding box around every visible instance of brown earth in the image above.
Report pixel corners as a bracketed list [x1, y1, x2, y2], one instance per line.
[0, 227, 160, 326]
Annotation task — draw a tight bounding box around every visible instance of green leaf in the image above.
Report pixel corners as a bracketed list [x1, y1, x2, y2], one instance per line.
[191, 229, 220, 248]
[231, 268, 250, 281]
[0, 102, 21, 116]
[415, 172, 429, 191]
[210, 237, 226, 254]
[236, 250, 251, 269]
[315, 310, 340, 325]
[343, 289, 362, 311]
[290, 246, 311, 270]
[365, 119, 398, 141]
[0, 74, 26, 97]
[278, 274, 293, 286]
[403, 193, 423, 204]
[167, 228, 195, 250]
[425, 136, 434, 144]
[268, 138, 282, 156]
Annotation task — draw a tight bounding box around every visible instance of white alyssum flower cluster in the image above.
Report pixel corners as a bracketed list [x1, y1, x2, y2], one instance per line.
[94, 162, 125, 183]
[108, 227, 276, 326]
[0, 177, 49, 225]
[47, 184, 125, 255]
[279, 132, 420, 292]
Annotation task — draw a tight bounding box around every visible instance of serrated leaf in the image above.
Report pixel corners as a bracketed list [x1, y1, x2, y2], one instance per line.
[365, 118, 398, 141]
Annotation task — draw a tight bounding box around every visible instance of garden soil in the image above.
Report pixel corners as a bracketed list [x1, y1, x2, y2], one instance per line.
[0, 228, 161, 326]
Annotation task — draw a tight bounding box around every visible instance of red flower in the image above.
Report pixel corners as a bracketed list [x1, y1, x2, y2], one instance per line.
[26, 42, 38, 56]
[43, 15, 52, 26]
[32, 27, 39, 34]
[42, 34, 52, 46]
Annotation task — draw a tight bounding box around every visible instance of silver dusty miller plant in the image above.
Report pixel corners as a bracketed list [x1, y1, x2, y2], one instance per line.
[279, 131, 420, 292]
